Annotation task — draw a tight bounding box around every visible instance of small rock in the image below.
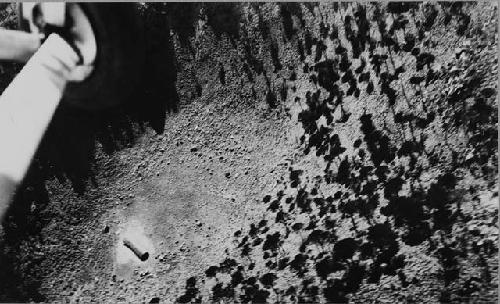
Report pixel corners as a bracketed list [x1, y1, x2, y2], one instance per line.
[149, 297, 160, 303]
[465, 151, 474, 161]
[190, 146, 198, 152]
[102, 226, 110, 234]
[225, 172, 231, 178]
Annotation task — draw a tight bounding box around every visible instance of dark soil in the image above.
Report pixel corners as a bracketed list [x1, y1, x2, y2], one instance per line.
[0, 2, 498, 303]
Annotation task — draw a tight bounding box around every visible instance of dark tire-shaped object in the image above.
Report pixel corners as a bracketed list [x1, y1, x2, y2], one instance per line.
[18, 3, 146, 110]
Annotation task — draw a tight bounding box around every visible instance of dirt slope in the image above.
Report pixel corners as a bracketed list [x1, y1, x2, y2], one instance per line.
[0, 2, 498, 303]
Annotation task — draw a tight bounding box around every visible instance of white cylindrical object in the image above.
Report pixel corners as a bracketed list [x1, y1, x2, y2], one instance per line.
[0, 34, 79, 218]
[0, 29, 42, 62]
[40, 3, 67, 27]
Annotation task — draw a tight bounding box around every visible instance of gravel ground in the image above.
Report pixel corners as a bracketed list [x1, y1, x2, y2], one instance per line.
[0, 2, 498, 303]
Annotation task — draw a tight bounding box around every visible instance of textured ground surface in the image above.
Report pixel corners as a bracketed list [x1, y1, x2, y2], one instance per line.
[0, 2, 498, 303]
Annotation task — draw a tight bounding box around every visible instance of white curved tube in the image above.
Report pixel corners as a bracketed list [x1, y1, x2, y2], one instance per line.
[0, 29, 42, 62]
[0, 34, 78, 220]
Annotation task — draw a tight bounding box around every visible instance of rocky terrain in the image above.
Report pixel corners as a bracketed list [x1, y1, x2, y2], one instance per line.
[0, 2, 498, 303]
